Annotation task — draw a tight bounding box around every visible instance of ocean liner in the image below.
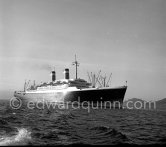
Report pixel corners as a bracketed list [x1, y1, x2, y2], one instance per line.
[14, 56, 127, 107]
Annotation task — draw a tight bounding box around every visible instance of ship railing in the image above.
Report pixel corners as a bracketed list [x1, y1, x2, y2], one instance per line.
[37, 84, 68, 90]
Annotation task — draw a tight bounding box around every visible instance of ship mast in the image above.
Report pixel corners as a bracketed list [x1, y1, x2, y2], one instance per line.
[72, 54, 79, 79]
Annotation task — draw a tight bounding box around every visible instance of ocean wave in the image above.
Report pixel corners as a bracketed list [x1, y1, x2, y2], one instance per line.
[87, 125, 131, 144]
[0, 128, 31, 146]
[0, 119, 8, 126]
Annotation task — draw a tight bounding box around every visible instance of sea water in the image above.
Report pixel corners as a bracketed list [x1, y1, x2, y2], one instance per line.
[0, 99, 166, 145]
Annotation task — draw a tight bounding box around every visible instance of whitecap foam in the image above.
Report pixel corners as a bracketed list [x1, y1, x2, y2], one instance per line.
[0, 128, 31, 146]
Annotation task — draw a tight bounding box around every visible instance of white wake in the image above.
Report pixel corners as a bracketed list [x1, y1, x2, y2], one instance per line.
[0, 128, 31, 146]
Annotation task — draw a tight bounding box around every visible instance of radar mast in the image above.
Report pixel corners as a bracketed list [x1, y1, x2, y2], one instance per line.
[72, 54, 79, 79]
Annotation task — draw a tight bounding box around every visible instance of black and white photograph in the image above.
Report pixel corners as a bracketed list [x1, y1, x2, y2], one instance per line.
[0, 0, 166, 146]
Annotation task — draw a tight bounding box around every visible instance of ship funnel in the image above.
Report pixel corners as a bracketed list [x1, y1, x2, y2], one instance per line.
[64, 68, 69, 79]
[51, 71, 56, 82]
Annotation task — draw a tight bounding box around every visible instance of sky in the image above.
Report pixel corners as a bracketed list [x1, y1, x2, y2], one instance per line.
[0, 0, 166, 100]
